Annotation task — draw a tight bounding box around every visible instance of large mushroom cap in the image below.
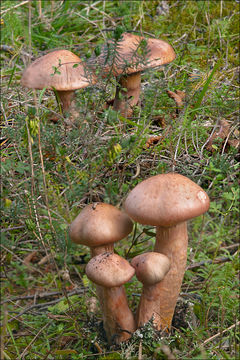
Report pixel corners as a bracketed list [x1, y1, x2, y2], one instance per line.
[124, 173, 210, 227]
[86, 252, 135, 287]
[21, 50, 96, 91]
[88, 32, 176, 76]
[131, 252, 170, 286]
[69, 202, 133, 248]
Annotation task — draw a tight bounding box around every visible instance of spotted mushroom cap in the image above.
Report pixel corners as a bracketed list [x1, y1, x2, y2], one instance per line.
[88, 32, 176, 76]
[86, 252, 135, 287]
[124, 173, 210, 227]
[69, 202, 133, 248]
[131, 252, 170, 286]
[21, 50, 96, 91]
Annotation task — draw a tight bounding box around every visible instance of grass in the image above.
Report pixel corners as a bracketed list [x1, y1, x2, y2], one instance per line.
[0, 0, 239, 359]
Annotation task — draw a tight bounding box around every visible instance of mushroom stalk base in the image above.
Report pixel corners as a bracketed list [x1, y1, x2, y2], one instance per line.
[153, 222, 188, 330]
[57, 90, 75, 113]
[136, 222, 188, 330]
[56, 90, 79, 124]
[136, 284, 162, 327]
[90, 246, 115, 319]
[113, 72, 141, 117]
[90, 246, 135, 344]
[100, 286, 136, 344]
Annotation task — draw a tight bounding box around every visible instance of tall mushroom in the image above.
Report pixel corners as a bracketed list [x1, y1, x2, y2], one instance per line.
[88, 32, 176, 117]
[21, 49, 96, 123]
[131, 252, 170, 328]
[86, 252, 136, 344]
[124, 173, 210, 330]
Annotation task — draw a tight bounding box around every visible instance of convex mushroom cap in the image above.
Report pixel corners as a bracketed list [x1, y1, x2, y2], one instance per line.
[21, 49, 96, 90]
[86, 252, 135, 287]
[90, 32, 176, 76]
[69, 202, 133, 248]
[131, 252, 170, 286]
[124, 173, 210, 227]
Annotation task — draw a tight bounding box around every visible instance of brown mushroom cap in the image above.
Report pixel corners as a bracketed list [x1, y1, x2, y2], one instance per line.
[131, 252, 170, 286]
[124, 173, 210, 227]
[69, 202, 133, 247]
[86, 252, 135, 287]
[89, 32, 176, 76]
[21, 50, 96, 91]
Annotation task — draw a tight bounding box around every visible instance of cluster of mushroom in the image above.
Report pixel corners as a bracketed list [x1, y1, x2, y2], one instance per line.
[21, 33, 176, 122]
[69, 173, 210, 345]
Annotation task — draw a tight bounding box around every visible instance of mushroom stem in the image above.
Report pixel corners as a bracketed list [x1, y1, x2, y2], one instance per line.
[90, 244, 114, 309]
[136, 284, 162, 327]
[86, 252, 136, 344]
[113, 72, 141, 117]
[57, 90, 75, 113]
[90, 244, 114, 257]
[101, 286, 136, 344]
[153, 222, 188, 330]
[90, 245, 115, 329]
[131, 252, 170, 329]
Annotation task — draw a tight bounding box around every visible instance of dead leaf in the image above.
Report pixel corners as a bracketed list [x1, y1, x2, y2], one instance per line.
[48, 115, 60, 124]
[38, 254, 52, 265]
[152, 115, 166, 128]
[206, 119, 239, 152]
[166, 90, 186, 107]
[228, 139, 240, 149]
[145, 136, 161, 149]
[57, 335, 76, 348]
[23, 251, 38, 266]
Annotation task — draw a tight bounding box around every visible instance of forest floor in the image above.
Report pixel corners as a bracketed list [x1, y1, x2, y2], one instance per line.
[1, 1, 239, 359]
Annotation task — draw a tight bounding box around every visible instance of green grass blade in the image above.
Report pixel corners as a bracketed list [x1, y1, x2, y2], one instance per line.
[192, 58, 222, 113]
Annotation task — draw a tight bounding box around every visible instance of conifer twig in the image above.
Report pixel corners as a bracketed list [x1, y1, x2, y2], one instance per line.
[1, 0, 31, 15]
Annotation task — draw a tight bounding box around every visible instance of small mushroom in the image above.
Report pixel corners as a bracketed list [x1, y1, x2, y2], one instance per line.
[124, 173, 210, 330]
[88, 33, 176, 117]
[69, 202, 133, 257]
[86, 252, 136, 344]
[21, 49, 96, 123]
[131, 252, 170, 328]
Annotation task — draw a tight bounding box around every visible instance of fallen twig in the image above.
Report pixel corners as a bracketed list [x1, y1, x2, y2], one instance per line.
[1, 288, 84, 305]
[0, 288, 85, 326]
[1, 0, 31, 15]
[202, 320, 240, 345]
[19, 321, 52, 359]
[0, 226, 25, 232]
[0, 244, 43, 275]
[187, 256, 233, 270]
[0, 45, 14, 53]
[1, 1, 31, 15]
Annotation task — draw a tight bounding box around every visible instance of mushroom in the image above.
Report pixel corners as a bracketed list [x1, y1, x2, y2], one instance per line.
[124, 173, 210, 330]
[88, 32, 176, 117]
[21, 49, 96, 123]
[69, 202, 133, 257]
[131, 252, 170, 328]
[69, 203, 134, 340]
[86, 252, 136, 344]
